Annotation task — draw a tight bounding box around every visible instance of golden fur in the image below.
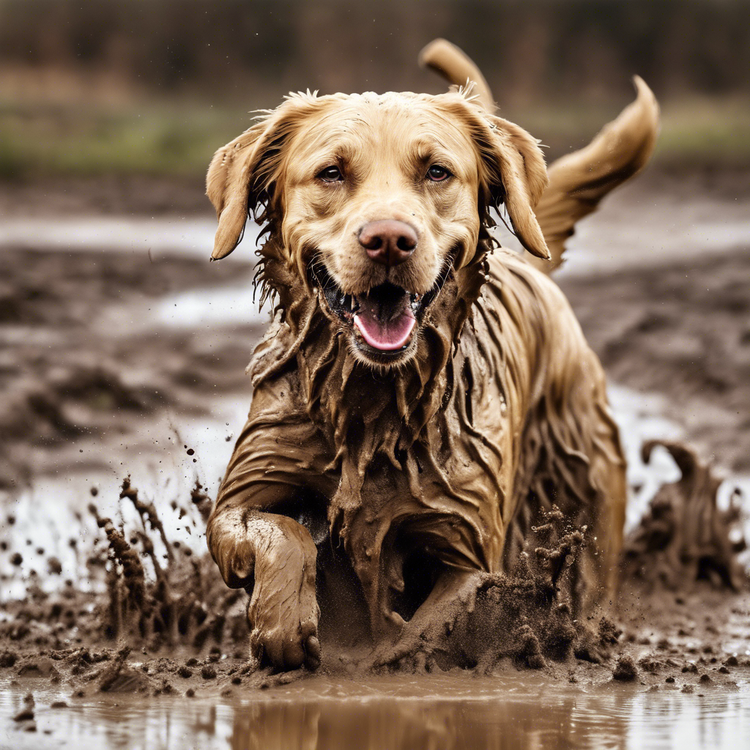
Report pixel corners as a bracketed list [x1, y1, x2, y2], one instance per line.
[205, 42, 659, 671]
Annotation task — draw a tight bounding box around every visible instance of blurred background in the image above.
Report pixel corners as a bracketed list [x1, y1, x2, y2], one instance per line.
[0, 1, 748, 557]
[1, 0, 749, 185]
[1, 7, 750, 743]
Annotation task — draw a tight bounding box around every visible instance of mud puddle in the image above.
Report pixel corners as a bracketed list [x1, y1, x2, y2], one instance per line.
[1, 672, 748, 749]
[2, 172, 748, 274]
[1, 379, 748, 750]
[2, 172, 750, 747]
[0, 216, 260, 260]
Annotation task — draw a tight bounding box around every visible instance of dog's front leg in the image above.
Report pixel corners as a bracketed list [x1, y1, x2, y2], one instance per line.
[370, 566, 482, 669]
[208, 505, 320, 671]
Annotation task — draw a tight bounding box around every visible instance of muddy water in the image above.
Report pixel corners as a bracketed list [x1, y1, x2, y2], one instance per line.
[1, 672, 748, 750]
[0, 216, 258, 260]
[1, 176, 748, 270]
[3, 181, 750, 748]
[490, 175, 750, 278]
[3, 373, 749, 749]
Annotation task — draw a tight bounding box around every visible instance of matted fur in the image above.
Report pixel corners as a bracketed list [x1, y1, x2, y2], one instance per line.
[205, 48, 658, 671]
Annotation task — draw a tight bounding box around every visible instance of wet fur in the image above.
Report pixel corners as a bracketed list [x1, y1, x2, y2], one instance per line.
[205, 56, 658, 671]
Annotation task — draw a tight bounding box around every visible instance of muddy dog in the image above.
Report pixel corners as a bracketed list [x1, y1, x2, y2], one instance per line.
[205, 40, 659, 671]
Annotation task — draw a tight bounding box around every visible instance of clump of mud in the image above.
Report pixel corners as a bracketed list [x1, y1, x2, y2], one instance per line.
[372, 507, 620, 673]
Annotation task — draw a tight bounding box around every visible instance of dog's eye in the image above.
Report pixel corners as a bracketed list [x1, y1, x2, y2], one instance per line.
[426, 165, 451, 182]
[317, 166, 343, 182]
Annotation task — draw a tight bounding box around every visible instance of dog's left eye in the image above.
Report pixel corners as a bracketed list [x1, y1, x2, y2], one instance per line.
[426, 165, 451, 182]
[317, 166, 344, 182]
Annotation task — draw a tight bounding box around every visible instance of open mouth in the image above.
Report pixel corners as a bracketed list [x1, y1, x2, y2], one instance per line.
[310, 262, 452, 359]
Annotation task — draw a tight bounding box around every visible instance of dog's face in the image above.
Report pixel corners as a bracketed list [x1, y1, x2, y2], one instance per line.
[282, 94, 488, 366]
[208, 91, 549, 367]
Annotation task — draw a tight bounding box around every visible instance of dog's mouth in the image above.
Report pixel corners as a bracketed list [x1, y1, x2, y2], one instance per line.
[310, 262, 452, 361]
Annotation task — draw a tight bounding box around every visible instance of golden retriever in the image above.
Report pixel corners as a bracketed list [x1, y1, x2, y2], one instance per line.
[205, 40, 659, 671]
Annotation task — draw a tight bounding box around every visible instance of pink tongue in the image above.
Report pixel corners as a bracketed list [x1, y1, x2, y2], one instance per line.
[354, 308, 416, 351]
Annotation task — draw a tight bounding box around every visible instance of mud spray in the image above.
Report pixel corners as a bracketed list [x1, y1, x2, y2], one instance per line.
[1, 439, 749, 736]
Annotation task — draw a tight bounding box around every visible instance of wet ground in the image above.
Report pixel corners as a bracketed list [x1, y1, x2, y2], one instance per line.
[1, 167, 749, 748]
[2, 671, 749, 750]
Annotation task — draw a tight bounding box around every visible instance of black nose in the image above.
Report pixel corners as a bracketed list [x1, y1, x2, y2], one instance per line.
[358, 220, 418, 267]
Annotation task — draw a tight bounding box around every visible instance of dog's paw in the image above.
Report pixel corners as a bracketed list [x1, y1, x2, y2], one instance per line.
[249, 618, 321, 672]
[247, 535, 321, 672]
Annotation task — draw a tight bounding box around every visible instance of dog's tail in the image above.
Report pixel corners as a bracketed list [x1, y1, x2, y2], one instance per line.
[419, 39, 495, 111]
[529, 77, 660, 274]
[419, 40, 660, 275]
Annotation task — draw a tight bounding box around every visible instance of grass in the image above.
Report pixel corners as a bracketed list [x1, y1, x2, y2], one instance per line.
[1, 94, 749, 180]
[515, 95, 750, 166]
[0, 98, 258, 179]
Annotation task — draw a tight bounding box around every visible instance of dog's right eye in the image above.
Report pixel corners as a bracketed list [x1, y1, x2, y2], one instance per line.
[316, 166, 343, 182]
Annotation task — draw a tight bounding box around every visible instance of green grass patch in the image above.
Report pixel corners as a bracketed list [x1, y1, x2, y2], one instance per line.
[514, 96, 750, 166]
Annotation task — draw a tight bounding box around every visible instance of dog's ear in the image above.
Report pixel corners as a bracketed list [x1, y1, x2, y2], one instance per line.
[206, 94, 322, 260]
[206, 120, 267, 260]
[481, 116, 550, 260]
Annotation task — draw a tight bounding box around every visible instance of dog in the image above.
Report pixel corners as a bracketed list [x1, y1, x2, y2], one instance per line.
[205, 40, 659, 671]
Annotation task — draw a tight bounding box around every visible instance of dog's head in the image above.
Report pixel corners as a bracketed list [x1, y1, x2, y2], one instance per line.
[207, 90, 549, 367]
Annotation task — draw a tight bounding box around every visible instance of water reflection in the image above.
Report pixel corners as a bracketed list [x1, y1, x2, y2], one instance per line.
[228, 695, 625, 750]
[1, 675, 749, 750]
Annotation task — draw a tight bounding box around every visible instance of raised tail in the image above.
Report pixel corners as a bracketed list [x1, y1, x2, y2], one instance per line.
[419, 40, 660, 274]
[419, 38, 496, 112]
[529, 77, 660, 274]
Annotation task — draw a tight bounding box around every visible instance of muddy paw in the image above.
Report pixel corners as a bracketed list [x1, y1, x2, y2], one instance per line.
[247, 531, 321, 672]
[249, 620, 321, 672]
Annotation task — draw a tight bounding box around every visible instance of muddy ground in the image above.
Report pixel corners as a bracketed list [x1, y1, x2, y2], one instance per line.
[0, 169, 749, 735]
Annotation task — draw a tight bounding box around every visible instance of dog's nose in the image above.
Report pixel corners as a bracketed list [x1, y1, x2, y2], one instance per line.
[358, 220, 417, 266]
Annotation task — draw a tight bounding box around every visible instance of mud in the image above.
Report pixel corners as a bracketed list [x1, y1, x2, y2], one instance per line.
[622, 440, 746, 590]
[0, 247, 262, 490]
[1, 172, 750, 742]
[559, 247, 750, 473]
[0, 175, 210, 218]
[1, 439, 748, 707]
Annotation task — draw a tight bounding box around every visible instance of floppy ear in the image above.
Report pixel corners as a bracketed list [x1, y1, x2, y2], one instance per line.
[206, 93, 323, 260]
[483, 116, 550, 260]
[206, 120, 268, 260]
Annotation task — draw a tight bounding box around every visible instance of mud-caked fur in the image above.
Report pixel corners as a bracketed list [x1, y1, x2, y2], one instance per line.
[204, 49, 658, 671]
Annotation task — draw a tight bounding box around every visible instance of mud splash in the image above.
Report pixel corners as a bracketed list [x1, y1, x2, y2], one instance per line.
[1, 439, 748, 706]
[623, 440, 746, 590]
[86, 478, 246, 655]
[367, 507, 617, 673]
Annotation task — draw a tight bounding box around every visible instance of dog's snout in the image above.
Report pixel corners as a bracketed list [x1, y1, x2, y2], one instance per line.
[358, 220, 418, 267]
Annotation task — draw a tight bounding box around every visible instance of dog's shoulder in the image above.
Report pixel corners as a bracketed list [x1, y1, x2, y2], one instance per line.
[465, 248, 594, 387]
[484, 248, 577, 321]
